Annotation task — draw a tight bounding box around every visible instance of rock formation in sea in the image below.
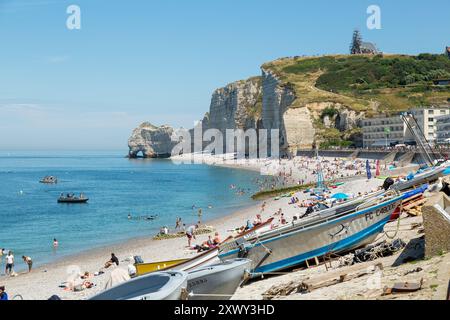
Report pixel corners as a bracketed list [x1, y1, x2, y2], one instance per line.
[128, 122, 177, 158]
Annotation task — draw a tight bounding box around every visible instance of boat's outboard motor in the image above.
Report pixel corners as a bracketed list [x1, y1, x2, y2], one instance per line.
[235, 238, 249, 258]
[383, 177, 395, 191]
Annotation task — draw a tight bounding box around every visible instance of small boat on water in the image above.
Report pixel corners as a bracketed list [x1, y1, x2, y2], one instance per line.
[89, 271, 187, 300]
[39, 176, 58, 184]
[186, 258, 251, 300]
[57, 193, 89, 203]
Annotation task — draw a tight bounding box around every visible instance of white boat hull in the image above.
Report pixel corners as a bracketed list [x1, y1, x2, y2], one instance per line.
[89, 271, 187, 300]
[187, 258, 251, 300]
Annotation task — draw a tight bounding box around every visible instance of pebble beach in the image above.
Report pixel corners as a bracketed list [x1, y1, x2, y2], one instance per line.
[1, 156, 386, 300]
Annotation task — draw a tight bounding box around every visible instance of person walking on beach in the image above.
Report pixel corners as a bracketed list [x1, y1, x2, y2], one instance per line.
[197, 209, 203, 225]
[22, 256, 33, 272]
[0, 286, 8, 301]
[185, 225, 197, 247]
[261, 202, 266, 213]
[175, 217, 182, 230]
[5, 251, 14, 276]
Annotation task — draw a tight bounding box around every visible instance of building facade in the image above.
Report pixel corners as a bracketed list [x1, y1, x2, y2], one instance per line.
[362, 115, 405, 148]
[362, 106, 450, 148]
[405, 107, 450, 144]
[436, 114, 450, 144]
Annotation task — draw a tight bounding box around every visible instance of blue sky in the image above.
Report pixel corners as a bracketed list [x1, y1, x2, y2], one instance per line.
[0, 0, 449, 150]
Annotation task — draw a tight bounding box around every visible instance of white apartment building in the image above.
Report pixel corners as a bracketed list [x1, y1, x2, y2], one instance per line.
[362, 115, 405, 148]
[404, 107, 450, 144]
[436, 114, 450, 144]
[362, 106, 450, 148]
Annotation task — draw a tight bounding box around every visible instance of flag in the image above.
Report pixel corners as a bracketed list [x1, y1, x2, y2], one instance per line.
[366, 159, 372, 179]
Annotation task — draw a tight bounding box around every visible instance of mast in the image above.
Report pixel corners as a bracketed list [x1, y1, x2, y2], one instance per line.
[401, 112, 443, 167]
[315, 145, 325, 189]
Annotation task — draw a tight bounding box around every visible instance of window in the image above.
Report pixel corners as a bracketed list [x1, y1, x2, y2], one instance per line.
[428, 118, 434, 122]
[429, 110, 434, 115]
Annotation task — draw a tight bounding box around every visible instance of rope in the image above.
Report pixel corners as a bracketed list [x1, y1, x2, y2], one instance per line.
[383, 199, 403, 240]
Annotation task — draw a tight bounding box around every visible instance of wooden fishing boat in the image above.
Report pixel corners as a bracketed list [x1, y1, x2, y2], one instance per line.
[219, 191, 404, 277]
[135, 258, 189, 276]
[244, 165, 447, 243]
[392, 164, 448, 191]
[89, 271, 187, 300]
[135, 218, 274, 276]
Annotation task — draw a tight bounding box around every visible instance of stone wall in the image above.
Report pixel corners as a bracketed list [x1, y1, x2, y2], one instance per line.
[422, 191, 450, 258]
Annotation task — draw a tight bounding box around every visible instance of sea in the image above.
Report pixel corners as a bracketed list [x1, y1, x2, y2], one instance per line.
[0, 151, 262, 271]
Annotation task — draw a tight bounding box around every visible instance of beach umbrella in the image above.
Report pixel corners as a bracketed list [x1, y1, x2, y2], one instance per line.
[366, 160, 372, 180]
[375, 160, 380, 177]
[331, 193, 349, 200]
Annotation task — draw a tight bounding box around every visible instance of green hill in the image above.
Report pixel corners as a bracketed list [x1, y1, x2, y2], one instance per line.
[262, 53, 450, 147]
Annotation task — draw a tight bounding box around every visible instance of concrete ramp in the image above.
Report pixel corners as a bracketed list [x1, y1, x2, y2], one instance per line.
[382, 151, 397, 166]
[422, 191, 450, 258]
[398, 151, 415, 167]
[350, 150, 360, 159]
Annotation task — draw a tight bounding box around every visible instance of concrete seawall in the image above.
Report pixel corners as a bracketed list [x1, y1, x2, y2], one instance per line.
[296, 149, 449, 164]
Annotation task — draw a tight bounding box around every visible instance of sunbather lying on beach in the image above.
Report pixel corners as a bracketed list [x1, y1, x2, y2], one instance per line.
[194, 236, 216, 252]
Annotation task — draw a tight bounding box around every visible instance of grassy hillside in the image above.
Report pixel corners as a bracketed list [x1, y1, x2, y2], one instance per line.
[263, 54, 450, 116]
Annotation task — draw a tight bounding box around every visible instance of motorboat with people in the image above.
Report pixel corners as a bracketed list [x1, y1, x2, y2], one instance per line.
[57, 193, 89, 203]
[39, 176, 58, 184]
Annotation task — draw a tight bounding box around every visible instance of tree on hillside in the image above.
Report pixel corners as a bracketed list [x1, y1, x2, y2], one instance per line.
[350, 29, 362, 54]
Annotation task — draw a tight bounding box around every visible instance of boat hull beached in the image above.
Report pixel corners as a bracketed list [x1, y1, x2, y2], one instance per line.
[134, 219, 274, 276]
[89, 271, 187, 300]
[135, 258, 189, 276]
[186, 258, 251, 300]
[392, 165, 448, 191]
[219, 194, 403, 277]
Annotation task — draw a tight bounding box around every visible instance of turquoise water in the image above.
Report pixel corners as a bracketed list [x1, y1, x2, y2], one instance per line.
[0, 151, 260, 270]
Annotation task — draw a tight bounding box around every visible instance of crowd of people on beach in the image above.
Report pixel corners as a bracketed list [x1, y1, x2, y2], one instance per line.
[0, 154, 398, 300]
